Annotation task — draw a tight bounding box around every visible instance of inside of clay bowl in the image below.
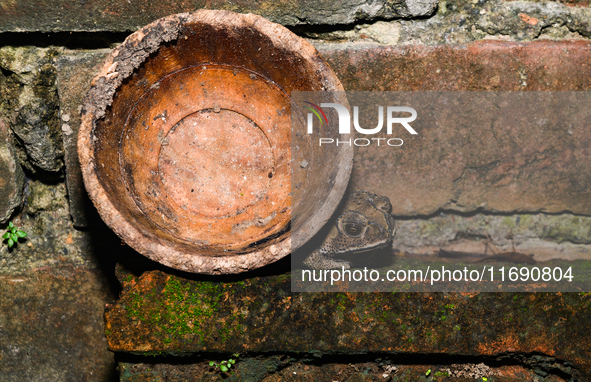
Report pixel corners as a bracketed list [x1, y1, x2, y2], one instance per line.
[78, 10, 352, 274]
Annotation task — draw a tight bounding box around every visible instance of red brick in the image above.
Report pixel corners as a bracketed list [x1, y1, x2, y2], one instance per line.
[104, 270, 591, 380]
[318, 41, 591, 215]
[319, 40, 591, 91]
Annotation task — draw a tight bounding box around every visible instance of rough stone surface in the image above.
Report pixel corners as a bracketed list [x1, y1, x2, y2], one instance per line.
[316, 41, 591, 216]
[105, 269, 590, 380]
[477, 1, 591, 40]
[0, 46, 63, 175]
[0, 179, 87, 272]
[56, 50, 110, 228]
[304, 0, 591, 45]
[0, 118, 25, 223]
[0, 268, 116, 382]
[0, 178, 126, 273]
[394, 212, 591, 261]
[0, 0, 438, 33]
[0, 171, 134, 380]
[429, 0, 591, 42]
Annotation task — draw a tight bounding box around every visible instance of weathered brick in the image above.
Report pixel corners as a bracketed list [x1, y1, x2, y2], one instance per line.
[0, 0, 437, 33]
[476, 3, 591, 41]
[104, 269, 591, 380]
[317, 41, 591, 216]
[318, 40, 591, 91]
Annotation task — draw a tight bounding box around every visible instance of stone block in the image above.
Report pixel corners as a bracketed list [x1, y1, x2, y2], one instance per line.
[105, 269, 591, 380]
[310, 0, 591, 45]
[0, 47, 63, 174]
[0, 178, 123, 273]
[318, 40, 591, 92]
[0, 118, 25, 224]
[316, 41, 591, 216]
[0, 268, 116, 381]
[0, 0, 438, 33]
[393, 212, 591, 261]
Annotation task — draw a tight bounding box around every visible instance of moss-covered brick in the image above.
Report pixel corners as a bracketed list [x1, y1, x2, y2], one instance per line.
[105, 269, 591, 379]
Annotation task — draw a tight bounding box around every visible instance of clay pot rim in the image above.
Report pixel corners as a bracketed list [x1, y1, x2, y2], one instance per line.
[78, 10, 350, 274]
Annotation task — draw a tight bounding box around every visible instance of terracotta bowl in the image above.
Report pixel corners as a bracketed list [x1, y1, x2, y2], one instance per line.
[78, 10, 352, 274]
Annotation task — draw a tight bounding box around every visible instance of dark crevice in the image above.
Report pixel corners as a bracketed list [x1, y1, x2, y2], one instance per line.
[116, 249, 291, 286]
[0, 31, 131, 49]
[0, 66, 14, 78]
[83, 208, 132, 299]
[393, 206, 591, 221]
[114, 351, 581, 381]
[0, 20, 395, 49]
[19, 161, 65, 184]
[288, 22, 358, 37]
[285, 8, 443, 42]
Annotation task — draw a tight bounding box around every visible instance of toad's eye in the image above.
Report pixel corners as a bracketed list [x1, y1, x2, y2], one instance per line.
[344, 223, 363, 237]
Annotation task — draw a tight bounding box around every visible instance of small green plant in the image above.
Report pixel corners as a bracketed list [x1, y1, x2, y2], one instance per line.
[209, 353, 239, 373]
[2, 222, 27, 248]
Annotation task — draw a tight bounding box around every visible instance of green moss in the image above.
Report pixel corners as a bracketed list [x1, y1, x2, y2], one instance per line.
[123, 275, 247, 346]
[502, 216, 516, 229]
[542, 215, 591, 244]
[331, 293, 348, 311]
[433, 370, 450, 380]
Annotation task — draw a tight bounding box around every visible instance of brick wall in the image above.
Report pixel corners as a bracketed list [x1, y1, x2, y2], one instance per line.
[1, 0, 590, 380]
